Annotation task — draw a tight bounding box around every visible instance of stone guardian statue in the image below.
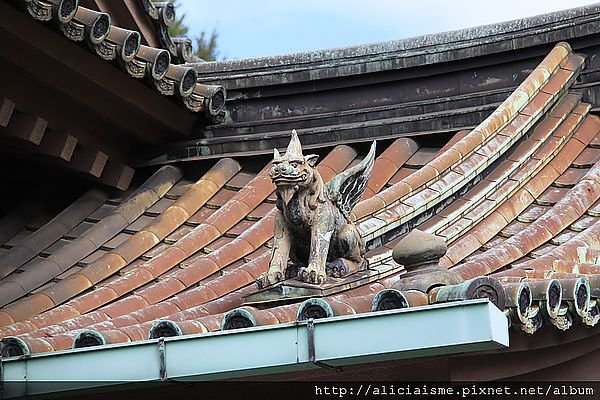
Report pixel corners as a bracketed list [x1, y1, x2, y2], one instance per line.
[258, 130, 376, 287]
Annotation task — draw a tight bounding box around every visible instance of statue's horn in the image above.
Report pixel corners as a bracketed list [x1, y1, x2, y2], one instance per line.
[285, 129, 304, 159]
[273, 147, 282, 161]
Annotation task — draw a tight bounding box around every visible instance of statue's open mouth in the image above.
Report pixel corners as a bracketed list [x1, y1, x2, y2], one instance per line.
[272, 173, 307, 184]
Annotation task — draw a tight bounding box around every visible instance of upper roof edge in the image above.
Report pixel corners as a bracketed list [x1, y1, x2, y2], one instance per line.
[192, 3, 600, 75]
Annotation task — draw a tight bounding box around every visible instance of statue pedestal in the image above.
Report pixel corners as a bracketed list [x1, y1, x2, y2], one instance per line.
[245, 261, 402, 308]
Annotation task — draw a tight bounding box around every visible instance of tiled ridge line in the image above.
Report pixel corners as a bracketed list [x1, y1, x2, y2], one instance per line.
[429, 101, 592, 255]
[356, 83, 580, 250]
[0, 166, 183, 325]
[426, 96, 589, 241]
[379, 50, 582, 225]
[455, 160, 600, 280]
[351, 43, 575, 223]
[490, 220, 600, 282]
[352, 44, 579, 247]
[444, 116, 600, 270]
[0, 147, 357, 336]
[0, 190, 107, 280]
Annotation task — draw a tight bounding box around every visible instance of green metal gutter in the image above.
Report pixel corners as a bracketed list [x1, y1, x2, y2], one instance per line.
[1, 299, 508, 398]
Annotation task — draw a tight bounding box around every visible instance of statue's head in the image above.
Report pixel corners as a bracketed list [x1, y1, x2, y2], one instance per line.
[269, 130, 319, 190]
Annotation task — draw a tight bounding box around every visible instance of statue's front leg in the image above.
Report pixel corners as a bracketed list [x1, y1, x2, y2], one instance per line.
[257, 211, 291, 288]
[298, 211, 333, 285]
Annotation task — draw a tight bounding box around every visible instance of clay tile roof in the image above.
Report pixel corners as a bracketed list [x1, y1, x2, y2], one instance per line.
[1, 9, 600, 379]
[12, 0, 227, 119]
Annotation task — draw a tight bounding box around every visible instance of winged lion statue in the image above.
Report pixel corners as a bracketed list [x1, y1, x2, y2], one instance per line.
[257, 130, 376, 287]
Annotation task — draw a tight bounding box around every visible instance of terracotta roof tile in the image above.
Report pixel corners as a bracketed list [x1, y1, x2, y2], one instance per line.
[0, 191, 107, 281]
[571, 215, 597, 231]
[0, 148, 357, 336]
[200, 236, 233, 253]
[517, 204, 550, 223]
[4, 41, 600, 356]
[554, 167, 589, 187]
[590, 131, 600, 148]
[404, 147, 438, 168]
[530, 242, 558, 258]
[535, 187, 571, 206]
[573, 147, 600, 168]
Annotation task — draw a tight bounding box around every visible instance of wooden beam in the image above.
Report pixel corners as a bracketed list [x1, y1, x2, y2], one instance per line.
[1, 111, 47, 145]
[99, 160, 135, 190]
[70, 146, 108, 177]
[0, 1, 197, 141]
[0, 98, 15, 127]
[38, 130, 78, 161]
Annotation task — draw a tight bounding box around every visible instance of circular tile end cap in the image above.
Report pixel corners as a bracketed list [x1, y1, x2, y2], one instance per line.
[149, 320, 183, 339]
[372, 289, 409, 312]
[0, 336, 30, 357]
[297, 298, 334, 321]
[221, 309, 257, 331]
[73, 330, 106, 349]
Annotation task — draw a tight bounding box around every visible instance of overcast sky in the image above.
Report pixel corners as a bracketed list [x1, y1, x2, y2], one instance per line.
[176, 0, 599, 60]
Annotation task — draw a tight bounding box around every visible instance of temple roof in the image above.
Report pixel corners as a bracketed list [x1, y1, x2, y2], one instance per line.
[0, 0, 600, 386]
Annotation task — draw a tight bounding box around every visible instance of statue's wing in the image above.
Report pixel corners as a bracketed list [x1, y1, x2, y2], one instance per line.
[327, 141, 376, 219]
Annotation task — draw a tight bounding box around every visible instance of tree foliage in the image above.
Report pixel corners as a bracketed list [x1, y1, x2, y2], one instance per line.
[155, 0, 221, 61]
[193, 30, 220, 62]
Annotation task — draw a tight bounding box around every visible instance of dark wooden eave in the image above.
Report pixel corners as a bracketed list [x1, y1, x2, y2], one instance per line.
[0, 1, 203, 189]
[0, 2, 196, 142]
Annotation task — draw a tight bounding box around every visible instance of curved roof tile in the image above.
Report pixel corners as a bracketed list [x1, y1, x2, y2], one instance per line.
[2, 39, 600, 359]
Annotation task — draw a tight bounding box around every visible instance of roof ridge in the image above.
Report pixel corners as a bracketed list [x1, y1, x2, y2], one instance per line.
[194, 4, 600, 74]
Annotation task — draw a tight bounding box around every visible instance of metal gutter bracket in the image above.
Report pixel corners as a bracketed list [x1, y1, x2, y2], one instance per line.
[0, 356, 4, 400]
[158, 337, 167, 382]
[306, 319, 342, 372]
